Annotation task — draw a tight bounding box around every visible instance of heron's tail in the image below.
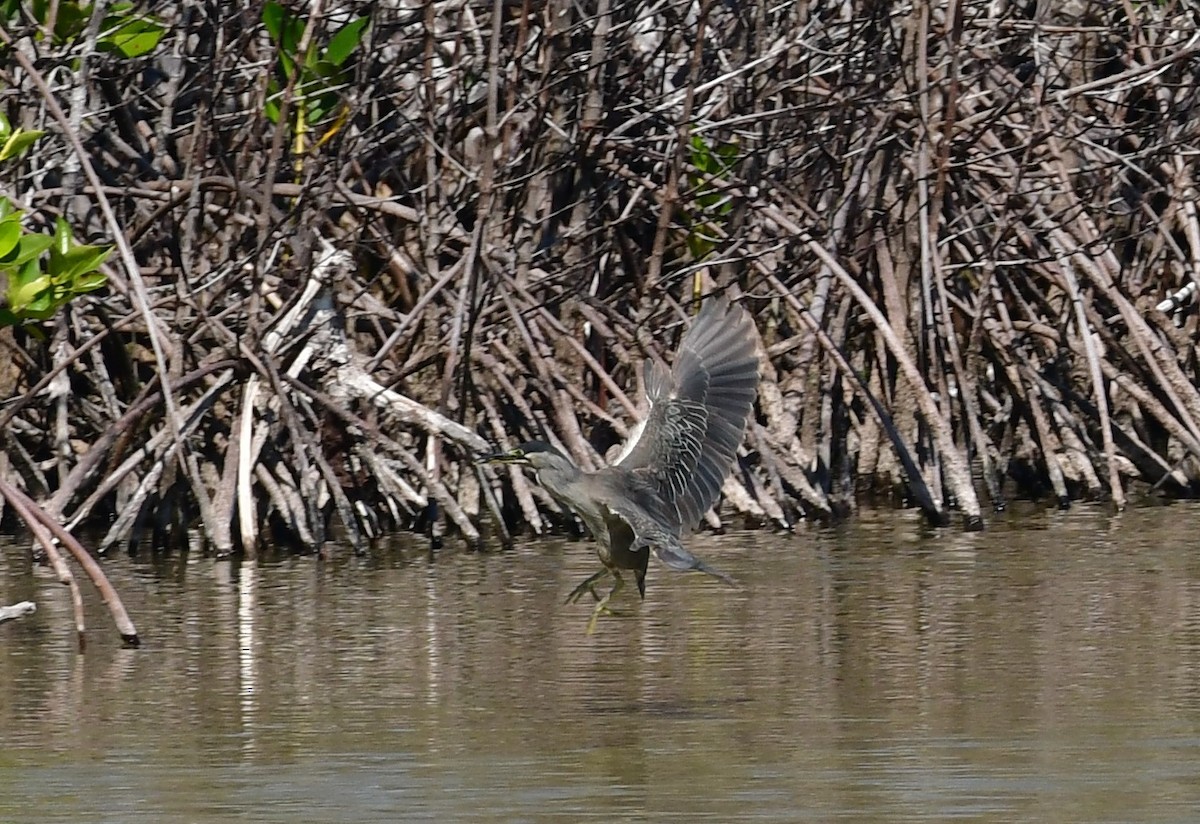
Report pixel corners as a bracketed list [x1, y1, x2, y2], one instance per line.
[693, 559, 738, 587]
[652, 539, 738, 586]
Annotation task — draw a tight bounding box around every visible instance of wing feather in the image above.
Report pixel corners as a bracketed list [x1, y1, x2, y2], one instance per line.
[615, 298, 759, 529]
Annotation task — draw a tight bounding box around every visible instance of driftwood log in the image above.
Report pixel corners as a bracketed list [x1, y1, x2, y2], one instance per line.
[0, 601, 36, 624]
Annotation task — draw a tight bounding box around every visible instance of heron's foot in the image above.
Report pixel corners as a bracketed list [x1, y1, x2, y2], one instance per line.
[586, 600, 624, 635]
[584, 574, 626, 635]
[565, 569, 610, 605]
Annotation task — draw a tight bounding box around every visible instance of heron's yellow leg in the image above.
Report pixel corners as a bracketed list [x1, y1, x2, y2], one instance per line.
[565, 569, 610, 605]
[586, 572, 626, 635]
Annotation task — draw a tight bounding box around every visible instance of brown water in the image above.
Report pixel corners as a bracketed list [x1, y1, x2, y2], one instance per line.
[3, 503, 1200, 822]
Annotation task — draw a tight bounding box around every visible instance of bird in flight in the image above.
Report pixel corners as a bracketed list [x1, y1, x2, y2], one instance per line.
[479, 297, 760, 632]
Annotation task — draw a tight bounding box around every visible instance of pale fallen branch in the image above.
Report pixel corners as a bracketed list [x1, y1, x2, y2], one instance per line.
[299, 251, 490, 453]
[0, 601, 36, 624]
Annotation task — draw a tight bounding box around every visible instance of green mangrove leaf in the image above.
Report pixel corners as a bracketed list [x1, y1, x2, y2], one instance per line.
[101, 15, 167, 58]
[6, 233, 53, 267]
[0, 216, 20, 259]
[0, 128, 45, 161]
[326, 16, 368, 66]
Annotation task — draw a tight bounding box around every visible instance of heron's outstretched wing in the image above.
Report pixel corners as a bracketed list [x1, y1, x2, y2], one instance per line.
[616, 298, 759, 529]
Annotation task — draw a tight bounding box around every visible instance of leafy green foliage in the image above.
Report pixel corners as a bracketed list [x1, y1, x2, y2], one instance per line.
[0, 5, 122, 327]
[685, 135, 739, 262]
[262, 2, 368, 150]
[0, 200, 110, 327]
[1, 0, 165, 57]
[1, 209, 111, 324]
[99, 4, 167, 58]
[0, 112, 45, 163]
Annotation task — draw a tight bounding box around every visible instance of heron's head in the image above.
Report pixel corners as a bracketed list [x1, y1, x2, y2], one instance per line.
[476, 440, 573, 472]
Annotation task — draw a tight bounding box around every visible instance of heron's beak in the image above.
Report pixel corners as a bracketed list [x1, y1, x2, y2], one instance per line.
[475, 449, 528, 466]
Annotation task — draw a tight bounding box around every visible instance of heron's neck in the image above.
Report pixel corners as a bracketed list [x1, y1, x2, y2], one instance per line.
[535, 465, 571, 493]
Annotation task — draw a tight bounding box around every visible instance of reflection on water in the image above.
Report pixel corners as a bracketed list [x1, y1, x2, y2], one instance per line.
[4, 503, 1200, 821]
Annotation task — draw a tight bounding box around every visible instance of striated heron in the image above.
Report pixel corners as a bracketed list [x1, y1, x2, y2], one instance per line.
[479, 297, 759, 632]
